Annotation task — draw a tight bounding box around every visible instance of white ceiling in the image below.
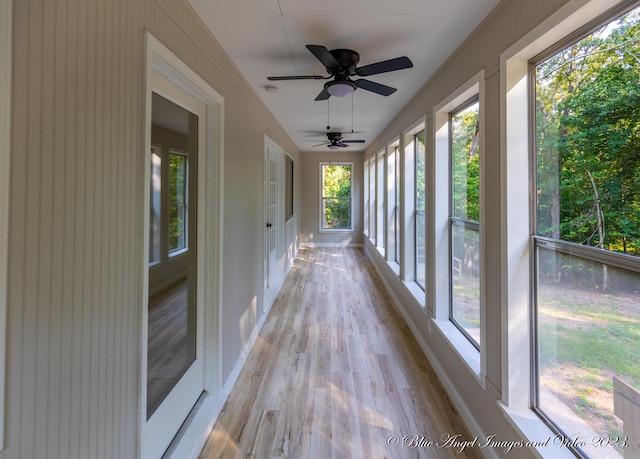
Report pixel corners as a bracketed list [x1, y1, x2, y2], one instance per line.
[189, 0, 501, 152]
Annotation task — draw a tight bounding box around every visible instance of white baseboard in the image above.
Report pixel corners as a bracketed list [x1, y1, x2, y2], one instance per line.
[300, 242, 363, 248]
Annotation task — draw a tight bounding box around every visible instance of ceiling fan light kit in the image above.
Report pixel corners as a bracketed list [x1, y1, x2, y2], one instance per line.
[326, 80, 357, 97]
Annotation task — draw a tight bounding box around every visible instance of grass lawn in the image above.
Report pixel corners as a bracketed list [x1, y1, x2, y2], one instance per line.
[538, 281, 640, 449]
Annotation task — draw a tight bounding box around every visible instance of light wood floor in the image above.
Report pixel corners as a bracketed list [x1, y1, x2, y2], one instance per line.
[147, 279, 192, 418]
[199, 247, 482, 459]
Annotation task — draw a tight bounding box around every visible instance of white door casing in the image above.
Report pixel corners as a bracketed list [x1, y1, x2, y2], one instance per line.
[143, 33, 224, 459]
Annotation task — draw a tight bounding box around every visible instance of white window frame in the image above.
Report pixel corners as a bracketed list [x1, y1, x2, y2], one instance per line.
[368, 158, 377, 244]
[285, 154, 294, 222]
[386, 138, 401, 269]
[167, 148, 189, 256]
[376, 149, 386, 255]
[432, 70, 486, 385]
[364, 158, 370, 237]
[319, 162, 354, 232]
[403, 119, 427, 306]
[449, 96, 481, 349]
[499, 1, 628, 456]
[0, 0, 11, 450]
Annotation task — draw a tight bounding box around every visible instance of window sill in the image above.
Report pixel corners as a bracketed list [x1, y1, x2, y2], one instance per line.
[169, 247, 188, 258]
[498, 403, 576, 459]
[431, 318, 484, 387]
[319, 228, 354, 233]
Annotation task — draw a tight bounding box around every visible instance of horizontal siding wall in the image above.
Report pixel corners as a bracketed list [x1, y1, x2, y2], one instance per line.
[7, 1, 300, 458]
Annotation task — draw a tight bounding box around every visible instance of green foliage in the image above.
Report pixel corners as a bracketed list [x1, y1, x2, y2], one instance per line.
[451, 103, 480, 222]
[322, 164, 352, 229]
[168, 154, 187, 250]
[536, 9, 640, 256]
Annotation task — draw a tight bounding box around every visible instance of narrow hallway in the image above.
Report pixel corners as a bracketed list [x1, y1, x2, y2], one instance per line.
[199, 247, 481, 459]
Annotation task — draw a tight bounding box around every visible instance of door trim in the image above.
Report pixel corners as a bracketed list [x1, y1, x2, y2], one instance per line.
[142, 32, 224, 458]
[0, 0, 11, 449]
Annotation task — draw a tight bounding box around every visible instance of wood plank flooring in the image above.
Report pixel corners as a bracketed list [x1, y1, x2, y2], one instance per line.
[199, 247, 482, 459]
[147, 279, 192, 418]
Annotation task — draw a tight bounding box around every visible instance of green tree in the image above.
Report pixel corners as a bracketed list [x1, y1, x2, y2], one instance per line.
[322, 164, 352, 229]
[536, 9, 640, 257]
[451, 103, 480, 222]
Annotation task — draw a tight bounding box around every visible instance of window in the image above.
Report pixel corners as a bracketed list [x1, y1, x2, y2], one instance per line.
[320, 162, 352, 231]
[387, 142, 400, 264]
[148, 95, 191, 264]
[168, 152, 188, 253]
[403, 120, 426, 300]
[415, 131, 426, 290]
[532, 4, 640, 457]
[376, 150, 386, 252]
[364, 158, 370, 236]
[369, 158, 377, 243]
[285, 155, 294, 221]
[450, 97, 481, 348]
[433, 72, 484, 377]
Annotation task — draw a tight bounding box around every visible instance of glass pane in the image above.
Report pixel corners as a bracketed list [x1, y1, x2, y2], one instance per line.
[451, 101, 480, 222]
[168, 153, 187, 252]
[285, 156, 294, 219]
[537, 247, 639, 459]
[451, 224, 480, 345]
[369, 160, 376, 241]
[148, 93, 198, 418]
[321, 197, 351, 229]
[321, 164, 352, 230]
[415, 210, 426, 290]
[415, 132, 425, 212]
[534, 6, 640, 257]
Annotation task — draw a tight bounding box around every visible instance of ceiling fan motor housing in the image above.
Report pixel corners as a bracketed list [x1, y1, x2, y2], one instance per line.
[328, 49, 360, 74]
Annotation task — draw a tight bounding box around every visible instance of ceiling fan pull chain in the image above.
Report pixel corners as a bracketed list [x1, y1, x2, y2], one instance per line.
[351, 93, 354, 133]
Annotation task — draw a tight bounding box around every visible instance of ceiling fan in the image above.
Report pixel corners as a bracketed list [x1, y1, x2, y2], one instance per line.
[310, 132, 365, 150]
[268, 45, 413, 101]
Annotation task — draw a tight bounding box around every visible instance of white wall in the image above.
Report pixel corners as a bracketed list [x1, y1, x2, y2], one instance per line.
[6, 0, 300, 457]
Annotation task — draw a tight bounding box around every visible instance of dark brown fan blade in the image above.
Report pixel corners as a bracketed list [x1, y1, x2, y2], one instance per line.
[306, 45, 340, 69]
[267, 75, 326, 81]
[314, 87, 331, 101]
[312, 143, 328, 147]
[336, 142, 349, 148]
[343, 139, 365, 143]
[355, 79, 397, 96]
[356, 56, 413, 76]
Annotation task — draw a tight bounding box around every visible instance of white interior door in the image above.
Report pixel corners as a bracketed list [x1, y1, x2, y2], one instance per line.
[265, 144, 277, 287]
[143, 71, 207, 459]
[263, 138, 284, 309]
